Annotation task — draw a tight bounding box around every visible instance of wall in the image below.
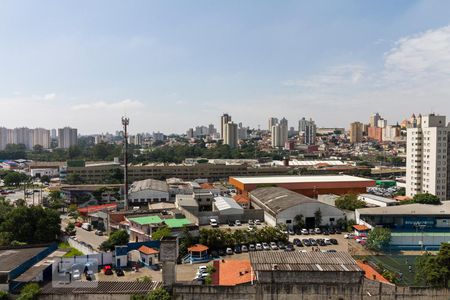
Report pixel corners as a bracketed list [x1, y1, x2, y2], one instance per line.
[68, 238, 98, 255]
[277, 202, 346, 227]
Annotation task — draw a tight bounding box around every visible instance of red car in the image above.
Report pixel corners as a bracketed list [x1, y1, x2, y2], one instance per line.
[103, 265, 113, 275]
[75, 222, 82, 227]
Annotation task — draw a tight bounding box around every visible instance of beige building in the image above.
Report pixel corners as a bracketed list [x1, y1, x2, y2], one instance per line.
[349, 122, 364, 143]
[223, 121, 238, 148]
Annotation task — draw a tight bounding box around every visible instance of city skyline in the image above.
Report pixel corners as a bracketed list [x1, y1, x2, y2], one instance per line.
[1, 1, 450, 133]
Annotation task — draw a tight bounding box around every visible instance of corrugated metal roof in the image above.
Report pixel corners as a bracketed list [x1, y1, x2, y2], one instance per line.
[213, 196, 243, 211]
[249, 251, 362, 272]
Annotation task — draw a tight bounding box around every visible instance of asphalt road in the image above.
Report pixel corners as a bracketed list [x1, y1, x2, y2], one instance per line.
[4, 189, 48, 206]
[61, 216, 108, 250]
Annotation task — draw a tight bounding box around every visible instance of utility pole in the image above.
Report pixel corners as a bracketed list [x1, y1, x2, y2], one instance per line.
[122, 117, 130, 211]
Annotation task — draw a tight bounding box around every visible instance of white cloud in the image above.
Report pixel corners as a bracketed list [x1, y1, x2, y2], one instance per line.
[71, 99, 144, 110]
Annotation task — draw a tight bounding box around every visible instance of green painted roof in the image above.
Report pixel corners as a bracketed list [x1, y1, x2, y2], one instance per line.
[164, 218, 192, 228]
[129, 215, 163, 225]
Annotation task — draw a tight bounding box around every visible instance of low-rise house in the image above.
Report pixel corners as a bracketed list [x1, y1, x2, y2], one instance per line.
[138, 246, 159, 266]
[128, 179, 170, 207]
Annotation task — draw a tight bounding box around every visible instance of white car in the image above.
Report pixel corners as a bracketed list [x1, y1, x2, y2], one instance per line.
[210, 219, 218, 227]
[248, 219, 254, 225]
[324, 238, 331, 245]
[262, 242, 270, 250]
[270, 242, 279, 250]
[193, 273, 209, 281]
[314, 228, 321, 234]
[198, 266, 207, 273]
[235, 220, 242, 226]
[72, 269, 81, 281]
[301, 228, 309, 235]
[255, 243, 263, 251]
[254, 219, 261, 225]
[344, 233, 355, 239]
[241, 245, 248, 252]
[226, 247, 233, 255]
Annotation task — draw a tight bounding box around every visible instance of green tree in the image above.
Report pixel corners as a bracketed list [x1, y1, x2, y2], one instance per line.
[65, 174, 84, 185]
[130, 288, 171, 300]
[136, 275, 152, 282]
[3, 172, 29, 186]
[366, 228, 391, 251]
[99, 229, 129, 251]
[314, 209, 322, 227]
[0, 289, 8, 300]
[32, 144, 44, 153]
[412, 193, 441, 205]
[294, 214, 305, 228]
[335, 194, 365, 211]
[151, 226, 171, 240]
[68, 204, 79, 219]
[65, 222, 76, 235]
[17, 283, 40, 300]
[416, 243, 450, 287]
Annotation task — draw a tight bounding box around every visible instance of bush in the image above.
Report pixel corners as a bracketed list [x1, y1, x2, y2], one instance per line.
[17, 283, 40, 300]
[0, 290, 9, 300]
[366, 228, 391, 251]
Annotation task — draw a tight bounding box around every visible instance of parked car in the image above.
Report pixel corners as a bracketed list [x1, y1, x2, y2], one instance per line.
[235, 220, 241, 226]
[335, 229, 342, 234]
[247, 225, 256, 232]
[344, 233, 355, 239]
[241, 245, 248, 252]
[72, 269, 81, 280]
[85, 270, 94, 281]
[314, 228, 321, 234]
[255, 243, 263, 251]
[198, 266, 207, 273]
[277, 241, 286, 250]
[262, 242, 271, 250]
[249, 244, 256, 251]
[115, 269, 125, 276]
[210, 219, 219, 227]
[254, 219, 261, 225]
[309, 229, 315, 234]
[228, 220, 234, 227]
[322, 229, 329, 235]
[330, 239, 338, 245]
[293, 238, 303, 247]
[103, 265, 113, 275]
[270, 242, 278, 250]
[248, 219, 254, 225]
[327, 249, 337, 253]
[285, 243, 295, 251]
[301, 228, 309, 235]
[328, 228, 336, 234]
[317, 239, 326, 246]
[194, 273, 209, 281]
[94, 230, 103, 236]
[309, 238, 317, 246]
[75, 221, 82, 227]
[324, 238, 332, 245]
[302, 239, 311, 246]
[234, 245, 242, 254]
[288, 229, 295, 235]
[218, 249, 226, 256]
[81, 223, 92, 231]
[226, 247, 234, 255]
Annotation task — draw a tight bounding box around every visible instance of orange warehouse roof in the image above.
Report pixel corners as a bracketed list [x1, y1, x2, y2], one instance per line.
[233, 194, 250, 204]
[188, 244, 209, 252]
[356, 261, 390, 284]
[200, 183, 215, 189]
[353, 225, 370, 231]
[138, 246, 159, 255]
[212, 260, 254, 286]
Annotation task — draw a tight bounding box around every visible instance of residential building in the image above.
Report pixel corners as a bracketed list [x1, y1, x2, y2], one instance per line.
[406, 114, 450, 201]
[349, 122, 364, 143]
[271, 118, 288, 148]
[32, 128, 51, 149]
[220, 113, 232, 139]
[369, 113, 381, 128]
[303, 118, 316, 145]
[58, 127, 78, 148]
[224, 121, 238, 148]
[268, 117, 278, 131]
[0, 127, 8, 150]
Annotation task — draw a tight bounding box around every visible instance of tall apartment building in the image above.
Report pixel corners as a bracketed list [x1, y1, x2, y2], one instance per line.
[271, 120, 288, 148]
[369, 113, 381, 128]
[406, 114, 450, 201]
[223, 121, 238, 148]
[0, 127, 8, 150]
[304, 119, 317, 145]
[298, 117, 308, 134]
[58, 127, 78, 149]
[220, 113, 232, 139]
[268, 117, 278, 131]
[349, 122, 364, 143]
[32, 128, 51, 149]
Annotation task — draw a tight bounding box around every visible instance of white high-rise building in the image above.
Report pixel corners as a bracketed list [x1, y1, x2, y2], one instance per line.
[58, 127, 78, 149]
[406, 114, 450, 201]
[224, 121, 238, 148]
[370, 113, 381, 127]
[304, 119, 317, 145]
[298, 117, 308, 134]
[220, 113, 232, 139]
[32, 128, 51, 149]
[0, 127, 8, 150]
[268, 117, 278, 131]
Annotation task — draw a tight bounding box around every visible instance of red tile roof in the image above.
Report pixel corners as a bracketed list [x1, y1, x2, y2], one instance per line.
[395, 196, 412, 201]
[200, 183, 215, 189]
[212, 260, 254, 286]
[233, 194, 250, 204]
[353, 225, 370, 231]
[138, 246, 159, 255]
[78, 203, 117, 214]
[187, 244, 209, 252]
[356, 260, 390, 283]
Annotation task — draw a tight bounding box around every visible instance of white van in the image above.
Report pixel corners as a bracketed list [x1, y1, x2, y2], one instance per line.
[81, 223, 92, 231]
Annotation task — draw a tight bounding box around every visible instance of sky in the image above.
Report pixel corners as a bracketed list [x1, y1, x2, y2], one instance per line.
[1, 0, 450, 134]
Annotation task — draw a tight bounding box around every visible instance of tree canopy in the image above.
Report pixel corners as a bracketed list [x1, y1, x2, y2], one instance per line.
[99, 229, 129, 251]
[366, 227, 391, 251]
[412, 193, 441, 205]
[335, 194, 366, 211]
[416, 243, 450, 288]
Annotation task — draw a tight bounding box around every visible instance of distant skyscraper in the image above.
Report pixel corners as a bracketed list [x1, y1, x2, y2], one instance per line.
[349, 122, 364, 143]
[271, 121, 288, 148]
[369, 113, 381, 127]
[238, 123, 248, 140]
[298, 117, 308, 134]
[32, 128, 51, 148]
[220, 113, 232, 139]
[224, 122, 238, 148]
[186, 128, 194, 139]
[152, 132, 164, 142]
[51, 128, 57, 139]
[58, 127, 78, 149]
[268, 117, 278, 131]
[406, 114, 450, 201]
[304, 119, 316, 145]
[0, 127, 7, 150]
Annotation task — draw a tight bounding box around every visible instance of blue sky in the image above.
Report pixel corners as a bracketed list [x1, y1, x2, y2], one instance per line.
[1, 0, 450, 134]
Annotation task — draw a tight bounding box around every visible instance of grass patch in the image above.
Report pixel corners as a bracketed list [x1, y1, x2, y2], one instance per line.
[58, 242, 83, 257]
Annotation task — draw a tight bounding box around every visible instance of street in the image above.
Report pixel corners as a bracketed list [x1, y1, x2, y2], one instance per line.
[61, 215, 108, 250]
